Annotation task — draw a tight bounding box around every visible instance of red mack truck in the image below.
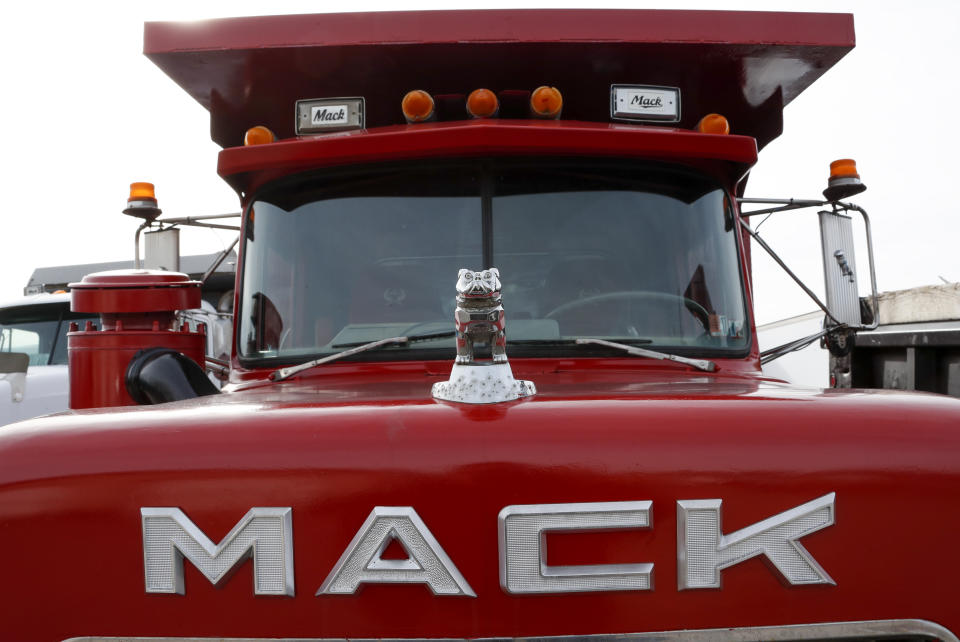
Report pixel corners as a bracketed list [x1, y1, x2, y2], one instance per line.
[2, 10, 959, 642]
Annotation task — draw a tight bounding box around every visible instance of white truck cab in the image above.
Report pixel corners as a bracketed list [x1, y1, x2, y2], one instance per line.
[0, 293, 97, 426]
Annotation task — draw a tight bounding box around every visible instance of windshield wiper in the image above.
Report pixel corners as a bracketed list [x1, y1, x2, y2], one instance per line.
[332, 330, 454, 349]
[270, 332, 715, 381]
[508, 338, 652, 346]
[270, 331, 455, 381]
[574, 338, 717, 372]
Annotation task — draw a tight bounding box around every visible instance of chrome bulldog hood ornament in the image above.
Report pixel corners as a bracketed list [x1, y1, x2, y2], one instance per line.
[432, 268, 536, 404]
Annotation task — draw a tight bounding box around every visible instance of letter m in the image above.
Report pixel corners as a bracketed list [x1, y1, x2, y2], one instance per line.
[141, 507, 294, 596]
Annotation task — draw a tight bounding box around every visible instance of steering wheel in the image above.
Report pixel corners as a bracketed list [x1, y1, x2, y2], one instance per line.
[545, 290, 710, 332]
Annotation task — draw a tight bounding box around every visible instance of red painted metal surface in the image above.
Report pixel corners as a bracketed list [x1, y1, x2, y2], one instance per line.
[144, 10, 853, 150]
[67, 270, 205, 409]
[217, 121, 758, 196]
[1, 366, 959, 640]
[71, 270, 202, 319]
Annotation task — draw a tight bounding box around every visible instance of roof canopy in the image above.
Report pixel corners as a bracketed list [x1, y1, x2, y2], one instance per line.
[144, 9, 854, 150]
[25, 252, 236, 296]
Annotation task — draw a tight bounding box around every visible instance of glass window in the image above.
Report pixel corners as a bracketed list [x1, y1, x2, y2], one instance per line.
[492, 165, 746, 345]
[241, 167, 481, 358]
[239, 159, 749, 363]
[0, 303, 97, 366]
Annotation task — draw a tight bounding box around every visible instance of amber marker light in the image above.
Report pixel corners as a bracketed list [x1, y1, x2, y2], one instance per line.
[402, 90, 435, 123]
[244, 126, 276, 146]
[467, 88, 499, 118]
[696, 113, 730, 135]
[530, 86, 563, 119]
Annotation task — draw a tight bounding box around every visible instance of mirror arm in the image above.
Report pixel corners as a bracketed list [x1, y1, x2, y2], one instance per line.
[760, 327, 832, 365]
[737, 198, 880, 332]
[738, 217, 844, 326]
[737, 198, 826, 217]
[840, 203, 880, 331]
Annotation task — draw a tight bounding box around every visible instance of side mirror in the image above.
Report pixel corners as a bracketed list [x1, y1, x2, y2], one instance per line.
[0, 352, 29, 403]
[738, 159, 879, 366]
[819, 209, 863, 327]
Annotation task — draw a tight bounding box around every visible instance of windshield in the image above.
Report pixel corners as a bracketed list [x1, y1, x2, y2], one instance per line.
[0, 303, 97, 366]
[239, 159, 749, 363]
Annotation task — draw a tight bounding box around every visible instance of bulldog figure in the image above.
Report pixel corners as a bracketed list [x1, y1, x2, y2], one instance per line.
[454, 268, 507, 364]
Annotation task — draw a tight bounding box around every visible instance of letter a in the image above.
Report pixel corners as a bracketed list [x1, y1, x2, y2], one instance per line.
[317, 507, 475, 596]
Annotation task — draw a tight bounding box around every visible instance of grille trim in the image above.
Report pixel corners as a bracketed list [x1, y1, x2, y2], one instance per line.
[63, 617, 958, 642]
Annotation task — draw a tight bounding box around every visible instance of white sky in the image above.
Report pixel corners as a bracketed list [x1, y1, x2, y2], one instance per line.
[1, 0, 957, 326]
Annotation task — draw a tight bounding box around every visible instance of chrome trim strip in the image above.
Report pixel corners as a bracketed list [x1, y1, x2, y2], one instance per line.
[63, 618, 960, 642]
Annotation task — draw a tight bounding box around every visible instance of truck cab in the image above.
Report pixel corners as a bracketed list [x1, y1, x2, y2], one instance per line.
[1, 10, 958, 642]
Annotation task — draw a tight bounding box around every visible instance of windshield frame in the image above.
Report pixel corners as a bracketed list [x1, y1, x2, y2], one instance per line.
[235, 157, 753, 369]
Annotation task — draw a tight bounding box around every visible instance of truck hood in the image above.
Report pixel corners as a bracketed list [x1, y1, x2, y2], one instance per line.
[1, 366, 959, 640]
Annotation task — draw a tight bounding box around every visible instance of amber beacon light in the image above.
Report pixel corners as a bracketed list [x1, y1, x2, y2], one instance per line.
[824, 158, 867, 201]
[530, 86, 563, 119]
[467, 88, 499, 118]
[402, 90, 435, 123]
[123, 182, 162, 221]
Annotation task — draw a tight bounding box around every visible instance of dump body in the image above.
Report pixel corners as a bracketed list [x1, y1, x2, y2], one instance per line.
[2, 10, 960, 642]
[845, 284, 960, 395]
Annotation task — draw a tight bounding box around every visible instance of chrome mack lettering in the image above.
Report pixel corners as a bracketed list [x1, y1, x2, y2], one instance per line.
[499, 501, 653, 593]
[317, 507, 475, 596]
[140, 507, 294, 596]
[676, 492, 836, 589]
[141, 495, 834, 597]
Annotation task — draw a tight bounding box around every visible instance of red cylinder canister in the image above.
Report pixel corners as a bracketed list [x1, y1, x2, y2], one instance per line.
[67, 270, 205, 409]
